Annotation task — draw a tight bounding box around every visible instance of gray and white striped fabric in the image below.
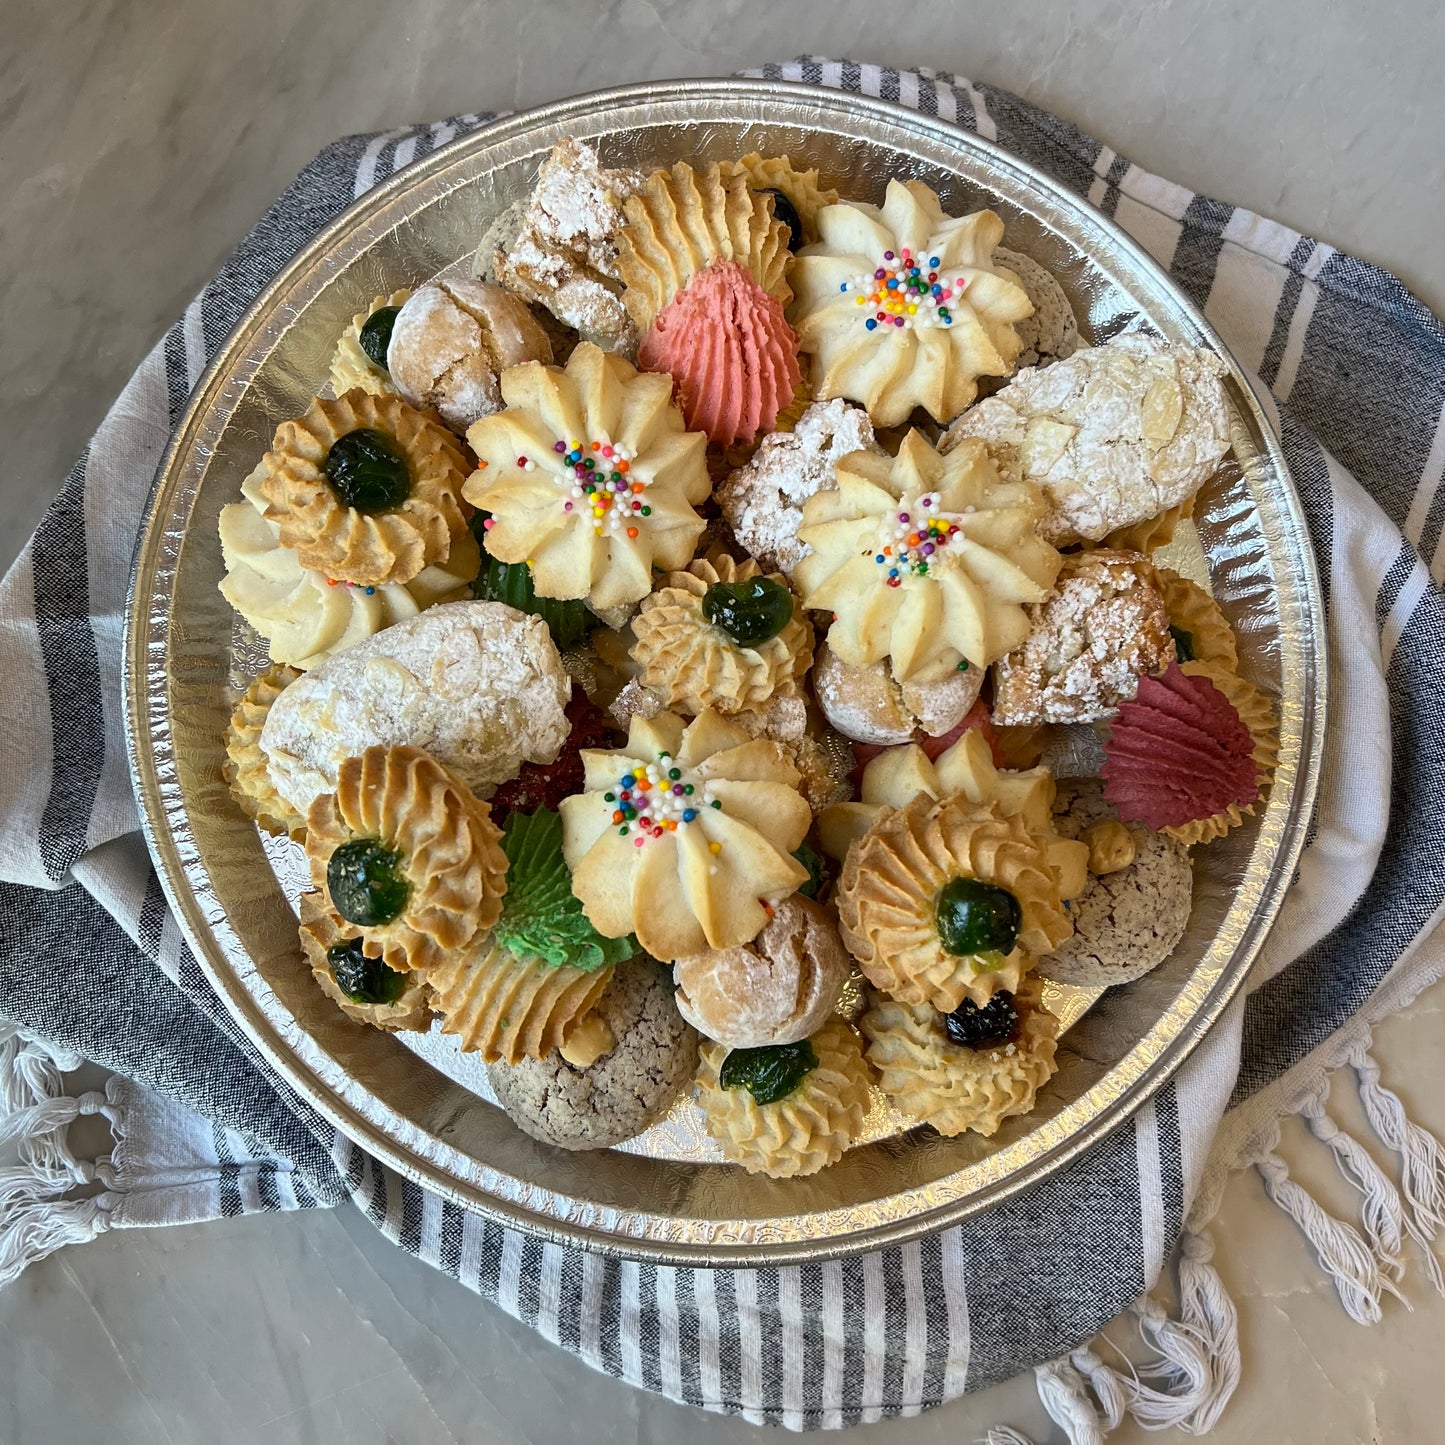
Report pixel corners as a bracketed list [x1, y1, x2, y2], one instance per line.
[3, 58, 1444, 1432]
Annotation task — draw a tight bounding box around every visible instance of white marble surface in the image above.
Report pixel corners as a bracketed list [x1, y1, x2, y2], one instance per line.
[3, 2, 1444, 1440]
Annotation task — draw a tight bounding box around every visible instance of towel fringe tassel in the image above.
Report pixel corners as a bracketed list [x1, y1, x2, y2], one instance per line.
[0, 1022, 115, 1288]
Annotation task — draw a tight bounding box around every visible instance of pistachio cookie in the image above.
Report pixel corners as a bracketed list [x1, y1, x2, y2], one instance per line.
[487, 959, 700, 1151]
[1037, 778, 1193, 987]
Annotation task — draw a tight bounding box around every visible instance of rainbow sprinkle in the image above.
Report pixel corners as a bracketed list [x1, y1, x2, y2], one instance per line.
[838, 249, 970, 332]
[868, 492, 968, 588]
[509, 436, 651, 539]
[603, 751, 719, 848]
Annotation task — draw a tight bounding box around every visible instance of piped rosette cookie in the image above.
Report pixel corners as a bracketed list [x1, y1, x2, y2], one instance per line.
[629, 554, 814, 717]
[616, 162, 802, 445]
[837, 790, 1073, 1011]
[559, 709, 812, 961]
[224, 664, 307, 841]
[788, 179, 1034, 426]
[1101, 661, 1277, 845]
[714, 153, 839, 249]
[794, 429, 1061, 686]
[305, 745, 509, 975]
[860, 975, 1059, 1138]
[464, 342, 710, 615]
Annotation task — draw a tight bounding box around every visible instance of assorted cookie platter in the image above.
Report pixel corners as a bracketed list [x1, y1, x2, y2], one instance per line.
[126, 83, 1322, 1261]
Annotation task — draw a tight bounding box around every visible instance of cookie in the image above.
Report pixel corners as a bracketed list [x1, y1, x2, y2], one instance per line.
[486, 959, 700, 1150]
[994, 248, 1080, 370]
[1038, 778, 1193, 986]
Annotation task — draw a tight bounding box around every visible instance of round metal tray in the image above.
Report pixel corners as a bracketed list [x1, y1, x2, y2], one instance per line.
[124, 79, 1325, 1265]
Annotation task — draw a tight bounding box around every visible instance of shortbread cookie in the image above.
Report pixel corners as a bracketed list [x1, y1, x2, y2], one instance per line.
[329, 290, 411, 398]
[715, 398, 878, 577]
[1038, 779, 1193, 986]
[994, 248, 1080, 370]
[260, 600, 572, 818]
[298, 890, 432, 1032]
[224, 664, 306, 839]
[992, 550, 1174, 726]
[942, 333, 1231, 545]
[487, 960, 699, 1150]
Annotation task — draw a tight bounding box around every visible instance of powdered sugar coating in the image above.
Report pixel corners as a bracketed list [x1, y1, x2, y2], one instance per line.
[716, 398, 877, 577]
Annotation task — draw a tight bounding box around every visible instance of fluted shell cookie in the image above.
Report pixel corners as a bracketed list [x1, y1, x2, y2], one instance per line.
[942, 333, 1231, 546]
[714, 153, 839, 246]
[256, 390, 473, 588]
[860, 975, 1058, 1137]
[837, 792, 1073, 1011]
[1154, 566, 1238, 671]
[430, 939, 613, 1064]
[464, 342, 710, 615]
[305, 745, 508, 975]
[695, 1017, 871, 1178]
[1038, 779, 1193, 986]
[224, 664, 306, 840]
[794, 429, 1061, 684]
[630, 554, 813, 716]
[218, 463, 478, 671]
[487, 960, 699, 1150]
[329, 290, 411, 398]
[298, 890, 432, 1032]
[788, 180, 1034, 426]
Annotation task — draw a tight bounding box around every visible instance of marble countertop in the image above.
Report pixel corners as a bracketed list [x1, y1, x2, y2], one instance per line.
[3, 1, 1443, 1440]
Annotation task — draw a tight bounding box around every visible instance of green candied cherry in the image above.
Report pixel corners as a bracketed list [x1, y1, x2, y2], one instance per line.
[325, 936, 407, 1005]
[720, 1040, 819, 1106]
[324, 427, 411, 513]
[792, 840, 830, 902]
[942, 990, 1022, 1051]
[701, 576, 795, 648]
[326, 838, 410, 927]
[1170, 625, 1195, 663]
[358, 305, 401, 372]
[933, 876, 1022, 966]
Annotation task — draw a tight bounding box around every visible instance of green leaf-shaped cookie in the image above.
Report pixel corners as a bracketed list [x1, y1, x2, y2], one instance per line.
[495, 807, 635, 971]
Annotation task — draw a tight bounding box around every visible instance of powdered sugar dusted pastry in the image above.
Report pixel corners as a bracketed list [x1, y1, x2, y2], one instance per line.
[942, 333, 1231, 545]
[559, 709, 811, 961]
[298, 890, 432, 1032]
[715, 398, 878, 578]
[1038, 779, 1192, 986]
[861, 975, 1058, 1137]
[386, 280, 553, 433]
[430, 939, 613, 1064]
[224, 664, 306, 840]
[218, 463, 479, 671]
[260, 600, 572, 818]
[255, 390, 473, 588]
[991, 550, 1175, 726]
[795, 430, 1061, 684]
[838, 791, 1072, 1011]
[464, 343, 710, 614]
[993, 249, 1079, 370]
[812, 641, 983, 746]
[488, 137, 642, 354]
[305, 745, 509, 975]
[789, 180, 1033, 426]
[629, 554, 813, 716]
[695, 1016, 871, 1177]
[673, 895, 852, 1048]
[487, 960, 698, 1150]
[330, 290, 411, 398]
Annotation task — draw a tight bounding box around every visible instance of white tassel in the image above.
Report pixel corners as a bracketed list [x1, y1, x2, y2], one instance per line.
[1114, 1297, 1212, 1430]
[1352, 1044, 1445, 1293]
[1067, 1345, 1127, 1428]
[1175, 1229, 1240, 1432]
[1035, 1357, 1107, 1445]
[1299, 1096, 1408, 1290]
[977, 1430, 1037, 1445]
[0, 1195, 107, 1288]
[1256, 1150, 1384, 1323]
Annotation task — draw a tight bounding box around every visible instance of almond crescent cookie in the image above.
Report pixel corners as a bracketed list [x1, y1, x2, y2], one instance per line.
[256, 389, 474, 588]
[305, 745, 509, 975]
[630, 554, 813, 716]
[695, 1016, 871, 1177]
[991, 549, 1175, 726]
[329, 290, 411, 398]
[942, 332, 1231, 545]
[224, 664, 306, 840]
[788, 180, 1034, 426]
[559, 709, 811, 962]
[298, 890, 433, 1032]
[837, 792, 1072, 1011]
[794, 429, 1061, 684]
[860, 975, 1058, 1137]
[464, 343, 710, 615]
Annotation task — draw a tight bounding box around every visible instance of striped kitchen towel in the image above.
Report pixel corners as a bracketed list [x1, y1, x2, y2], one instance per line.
[2, 58, 1444, 1440]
